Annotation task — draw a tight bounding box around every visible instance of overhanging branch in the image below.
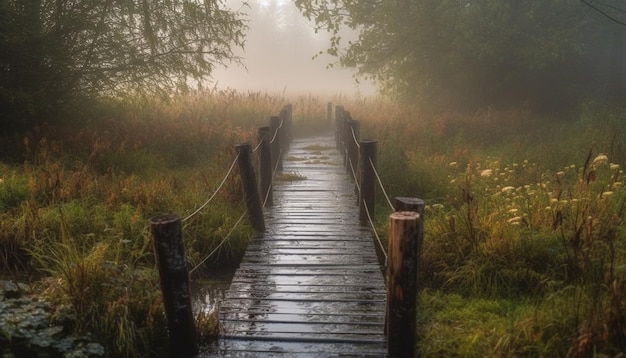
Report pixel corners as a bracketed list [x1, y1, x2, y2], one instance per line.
[582, 0, 626, 25]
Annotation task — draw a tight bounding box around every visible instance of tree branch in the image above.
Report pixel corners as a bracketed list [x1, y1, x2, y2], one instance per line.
[582, 0, 626, 25]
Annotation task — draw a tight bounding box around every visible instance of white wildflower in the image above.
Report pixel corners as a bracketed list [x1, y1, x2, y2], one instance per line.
[449, 161, 458, 167]
[508, 216, 523, 225]
[610, 163, 620, 171]
[592, 154, 608, 166]
[601, 191, 613, 198]
[501, 186, 515, 193]
[480, 169, 493, 178]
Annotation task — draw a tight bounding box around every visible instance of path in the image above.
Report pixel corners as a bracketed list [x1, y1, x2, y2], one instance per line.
[208, 134, 387, 357]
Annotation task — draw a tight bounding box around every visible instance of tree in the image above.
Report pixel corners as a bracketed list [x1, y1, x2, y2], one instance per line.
[296, 0, 624, 111]
[0, 0, 247, 131]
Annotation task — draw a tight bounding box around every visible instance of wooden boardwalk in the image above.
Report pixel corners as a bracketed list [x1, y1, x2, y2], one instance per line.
[207, 134, 387, 357]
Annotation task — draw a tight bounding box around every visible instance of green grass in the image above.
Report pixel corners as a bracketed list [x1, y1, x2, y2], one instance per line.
[0, 90, 305, 356]
[344, 98, 626, 356]
[2, 92, 626, 356]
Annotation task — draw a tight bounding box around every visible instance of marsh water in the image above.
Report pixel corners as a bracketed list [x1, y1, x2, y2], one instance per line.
[189, 266, 236, 316]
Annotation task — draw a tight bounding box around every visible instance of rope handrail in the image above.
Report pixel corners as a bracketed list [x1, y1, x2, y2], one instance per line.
[348, 157, 361, 192]
[363, 198, 388, 266]
[350, 126, 361, 149]
[269, 118, 283, 144]
[182, 152, 241, 222]
[158, 105, 291, 281]
[252, 136, 264, 153]
[187, 108, 288, 273]
[261, 148, 283, 207]
[189, 140, 284, 274]
[188, 209, 247, 276]
[369, 157, 395, 212]
[272, 148, 283, 177]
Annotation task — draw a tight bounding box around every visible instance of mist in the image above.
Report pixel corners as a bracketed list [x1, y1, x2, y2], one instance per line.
[211, 0, 377, 97]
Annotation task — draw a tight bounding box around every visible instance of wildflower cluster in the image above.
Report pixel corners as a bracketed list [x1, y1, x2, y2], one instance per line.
[422, 152, 626, 355]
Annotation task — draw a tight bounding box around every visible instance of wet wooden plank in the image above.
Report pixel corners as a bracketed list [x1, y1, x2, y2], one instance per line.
[221, 312, 384, 325]
[200, 340, 386, 358]
[226, 283, 385, 294]
[203, 134, 387, 357]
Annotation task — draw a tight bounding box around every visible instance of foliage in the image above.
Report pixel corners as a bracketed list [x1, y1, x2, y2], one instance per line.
[296, 0, 625, 110]
[0, 168, 29, 212]
[1, 280, 105, 357]
[4, 89, 624, 356]
[0, 0, 247, 131]
[345, 98, 626, 356]
[30, 240, 169, 357]
[0, 89, 318, 356]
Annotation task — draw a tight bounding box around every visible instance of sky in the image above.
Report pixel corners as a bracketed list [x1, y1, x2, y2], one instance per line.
[210, 0, 377, 97]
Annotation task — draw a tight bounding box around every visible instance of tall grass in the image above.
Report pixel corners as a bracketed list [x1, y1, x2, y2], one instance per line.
[4, 90, 624, 356]
[342, 98, 626, 356]
[0, 89, 333, 356]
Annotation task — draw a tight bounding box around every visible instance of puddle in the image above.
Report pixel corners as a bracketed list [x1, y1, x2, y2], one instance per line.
[189, 266, 237, 316]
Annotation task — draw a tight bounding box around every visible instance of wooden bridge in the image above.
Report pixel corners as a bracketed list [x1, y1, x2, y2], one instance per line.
[208, 134, 388, 357]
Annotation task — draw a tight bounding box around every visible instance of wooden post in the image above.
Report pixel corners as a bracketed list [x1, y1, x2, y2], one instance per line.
[395, 197, 425, 278]
[258, 127, 272, 207]
[335, 105, 344, 150]
[150, 214, 198, 358]
[236, 142, 266, 232]
[386, 211, 421, 358]
[342, 113, 352, 168]
[269, 116, 282, 172]
[359, 140, 377, 225]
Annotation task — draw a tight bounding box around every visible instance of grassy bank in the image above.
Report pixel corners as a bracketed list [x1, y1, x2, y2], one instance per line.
[2, 91, 625, 356]
[0, 90, 330, 357]
[344, 98, 626, 356]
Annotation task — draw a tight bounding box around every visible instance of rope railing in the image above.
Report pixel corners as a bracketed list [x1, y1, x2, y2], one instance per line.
[333, 102, 424, 357]
[190, 108, 285, 266]
[188, 209, 247, 275]
[332, 103, 424, 268]
[348, 156, 361, 192]
[150, 104, 292, 304]
[252, 136, 264, 153]
[350, 126, 361, 150]
[262, 147, 283, 207]
[362, 198, 388, 265]
[182, 153, 241, 223]
[152, 102, 419, 358]
[369, 157, 396, 212]
[269, 123, 281, 144]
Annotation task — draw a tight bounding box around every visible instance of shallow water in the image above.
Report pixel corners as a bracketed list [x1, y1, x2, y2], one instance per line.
[189, 266, 236, 316]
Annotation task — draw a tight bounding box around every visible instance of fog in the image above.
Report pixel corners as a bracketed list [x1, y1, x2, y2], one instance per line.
[211, 0, 377, 97]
